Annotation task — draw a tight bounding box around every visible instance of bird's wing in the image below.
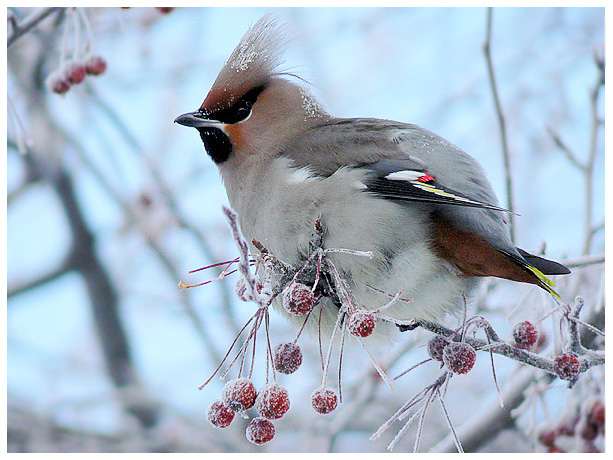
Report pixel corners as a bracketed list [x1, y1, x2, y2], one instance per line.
[283, 118, 568, 295]
[284, 118, 510, 246]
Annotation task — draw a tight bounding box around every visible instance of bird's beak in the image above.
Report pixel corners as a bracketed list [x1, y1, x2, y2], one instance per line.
[174, 111, 224, 129]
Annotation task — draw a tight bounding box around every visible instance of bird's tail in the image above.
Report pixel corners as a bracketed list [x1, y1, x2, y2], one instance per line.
[515, 249, 571, 301]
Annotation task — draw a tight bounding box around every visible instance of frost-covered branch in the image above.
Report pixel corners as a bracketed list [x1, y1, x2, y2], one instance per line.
[413, 304, 604, 382]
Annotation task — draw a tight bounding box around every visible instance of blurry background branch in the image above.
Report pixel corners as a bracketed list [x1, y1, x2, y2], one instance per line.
[546, 51, 605, 255]
[483, 7, 516, 243]
[7, 7, 64, 48]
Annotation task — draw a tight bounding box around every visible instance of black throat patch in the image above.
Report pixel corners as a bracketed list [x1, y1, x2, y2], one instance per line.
[198, 127, 233, 164]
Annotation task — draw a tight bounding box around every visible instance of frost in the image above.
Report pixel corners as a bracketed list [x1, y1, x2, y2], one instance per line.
[311, 387, 339, 414]
[255, 384, 290, 420]
[221, 378, 257, 411]
[226, 15, 287, 77]
[300, 87, 325, 120]
[206, 400, 235, 428]
[246, 417, 275, 445]
[273, 342, 303, 374]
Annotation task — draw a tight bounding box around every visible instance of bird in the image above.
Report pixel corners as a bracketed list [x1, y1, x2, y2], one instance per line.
[175, 15, 570, 340]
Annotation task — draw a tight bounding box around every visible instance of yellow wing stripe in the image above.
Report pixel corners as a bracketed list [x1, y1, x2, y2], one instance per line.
[413, 182, 482, 205]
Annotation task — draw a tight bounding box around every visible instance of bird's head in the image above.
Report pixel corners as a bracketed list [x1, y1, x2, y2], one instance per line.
[175, 15, 328, 165]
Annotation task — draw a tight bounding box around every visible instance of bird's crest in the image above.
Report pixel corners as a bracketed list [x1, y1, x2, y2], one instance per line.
[200, 15, 288, 113]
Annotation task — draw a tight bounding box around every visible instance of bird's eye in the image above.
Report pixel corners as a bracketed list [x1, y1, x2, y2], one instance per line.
[208, 85, 266, 124]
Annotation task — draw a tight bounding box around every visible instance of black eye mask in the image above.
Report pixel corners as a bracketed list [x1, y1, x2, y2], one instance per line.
[208, 85, 266, 124]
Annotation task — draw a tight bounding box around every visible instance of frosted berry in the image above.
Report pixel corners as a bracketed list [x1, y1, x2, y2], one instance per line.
[48, 75, 70, 94]
[347, 310, 376, 337]
[442, 342, 476, 374]
[553, 353, 580, 380]
[206, 400, 234, 428]
[255, 383, 290, 420]
[156, 7, 174, 14]
[221, 377, 257, 411]
[586, 399, 605, 434]
[65, 61, 86, 85]
[512, 321, 539, 350]
[85, 55, 107, 76]
[282, 283, 314, 316]
[273, 342, 302, 374]
[311, 387, 339, 414]
[580, 399, 604, 441]
[538, 428, 557, 448]
[427, 335, 450, 362]
[246, 417, 275, 445]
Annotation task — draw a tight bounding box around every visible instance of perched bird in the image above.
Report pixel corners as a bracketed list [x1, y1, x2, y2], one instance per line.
[175, 16, 569, 339]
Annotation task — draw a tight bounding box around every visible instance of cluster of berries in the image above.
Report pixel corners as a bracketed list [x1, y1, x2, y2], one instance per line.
[207, 378, 289, 445]
[538, 398, 604, 453]
[511, 321, 582, 381]
[47, 55, 107, 95]
[206, 338, 339, 444]
[510, 321, 581, 381]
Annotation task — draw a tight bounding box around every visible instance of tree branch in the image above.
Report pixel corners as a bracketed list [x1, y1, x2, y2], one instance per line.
[414, 315, 603, 379]
[7, 7, 64, 48]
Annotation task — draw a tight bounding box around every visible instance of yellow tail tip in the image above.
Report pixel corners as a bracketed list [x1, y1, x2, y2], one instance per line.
[527, 265, 561, 300]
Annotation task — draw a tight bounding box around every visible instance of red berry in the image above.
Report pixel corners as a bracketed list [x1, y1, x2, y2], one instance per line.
[85, 55, 107, 76]
[587, 399, 605, 433]
[538, 428, 558, 447]
[156, 7, 174, 14]
[246, 417, 275, 445]
[347, 310, 376, 337]
[548, 446, 566, 453]
[581, 421, 599, 442]
[311, 387, 338, 414]
[512, 321, 539, 350]
[65, 61, 86, 84]
[581, 399, 605, 440]
[206, 400, 234, 428]
[553, 353, 581, 380]
[427, 335, 451, 362]
[282, 283, 314, 316]
[255, 383, 290, 420]
[221, 378, 257, 411]
[273, 342, 302, 374]
[442, 342, 476, 374]
[48, 75, 71, 94]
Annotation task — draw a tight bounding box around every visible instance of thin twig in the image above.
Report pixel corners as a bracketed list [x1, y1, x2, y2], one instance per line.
[484, 7, 516, 242]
